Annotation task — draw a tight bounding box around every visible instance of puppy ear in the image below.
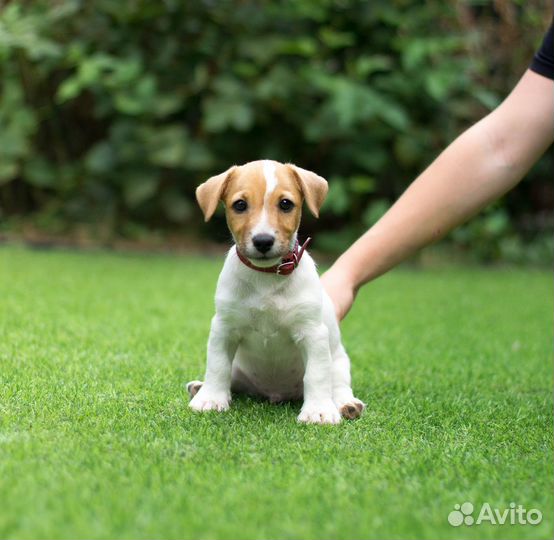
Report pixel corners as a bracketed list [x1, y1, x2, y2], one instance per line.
[196, 166, 236, 221]
[288, 164, 328, 218]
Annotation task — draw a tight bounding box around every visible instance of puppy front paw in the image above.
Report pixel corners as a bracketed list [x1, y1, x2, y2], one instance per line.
[189, 387, 231, 412]
[298, 399, 341, 425]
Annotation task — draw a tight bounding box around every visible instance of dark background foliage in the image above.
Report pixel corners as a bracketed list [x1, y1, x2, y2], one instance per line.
[0, 0, 552, 262]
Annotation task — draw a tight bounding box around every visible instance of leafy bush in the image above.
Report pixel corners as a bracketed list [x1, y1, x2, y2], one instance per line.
[0, 0, 551, 261]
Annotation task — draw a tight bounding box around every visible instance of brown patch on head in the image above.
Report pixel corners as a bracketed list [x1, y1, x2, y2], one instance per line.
[265, 164, 303, 242]
[222, 161, 267, 254]
[196, 160, 327, 260]
[221, 161, 304, 259]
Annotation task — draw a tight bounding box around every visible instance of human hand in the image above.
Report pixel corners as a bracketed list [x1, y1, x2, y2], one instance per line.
[320, 267, 357, 321]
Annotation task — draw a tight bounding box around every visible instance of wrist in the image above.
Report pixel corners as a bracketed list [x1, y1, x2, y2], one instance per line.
[332, 230, 388, 290]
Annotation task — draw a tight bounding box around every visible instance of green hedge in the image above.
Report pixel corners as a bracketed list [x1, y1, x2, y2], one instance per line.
[0, 0, 551, 262]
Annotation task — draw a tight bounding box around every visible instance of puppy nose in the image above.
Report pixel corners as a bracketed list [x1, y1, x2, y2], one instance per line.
[252, 234, 275, 254]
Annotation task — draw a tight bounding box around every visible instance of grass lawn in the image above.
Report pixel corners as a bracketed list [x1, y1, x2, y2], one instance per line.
[0, 246, 552, 540]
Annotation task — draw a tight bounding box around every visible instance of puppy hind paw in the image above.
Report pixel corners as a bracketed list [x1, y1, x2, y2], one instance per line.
[337, 398, 365, 420]
[186, 380, 203, 398]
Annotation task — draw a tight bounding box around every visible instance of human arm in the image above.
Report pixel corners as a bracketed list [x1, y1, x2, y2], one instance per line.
[322, 69, 554, 320]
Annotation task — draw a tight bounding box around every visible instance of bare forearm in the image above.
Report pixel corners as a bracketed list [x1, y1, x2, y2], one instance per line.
[331, 70, 554, 290]
[336, 122, 527, 287]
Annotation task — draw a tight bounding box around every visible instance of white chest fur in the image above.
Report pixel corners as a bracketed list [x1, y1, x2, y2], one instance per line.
[189, 245, 364, 423]
[215, 249, 329, 399]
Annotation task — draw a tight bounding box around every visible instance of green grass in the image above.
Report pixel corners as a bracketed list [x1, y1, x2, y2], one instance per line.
[0, 246, 552, 540]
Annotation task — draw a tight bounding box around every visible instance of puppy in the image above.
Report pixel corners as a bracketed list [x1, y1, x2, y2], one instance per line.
[187, 160, 364, 424]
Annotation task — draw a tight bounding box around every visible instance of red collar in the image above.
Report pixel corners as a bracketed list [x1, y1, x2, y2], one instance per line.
[236, 237, 311, 276]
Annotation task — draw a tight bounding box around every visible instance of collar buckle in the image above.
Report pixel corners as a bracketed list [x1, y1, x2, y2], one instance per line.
[276, 261, 296, 275]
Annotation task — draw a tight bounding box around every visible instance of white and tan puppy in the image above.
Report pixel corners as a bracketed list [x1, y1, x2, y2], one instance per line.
[187, 160, 364, 424]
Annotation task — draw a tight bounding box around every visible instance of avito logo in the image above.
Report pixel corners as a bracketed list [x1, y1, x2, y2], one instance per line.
[448, 502, 542, 527]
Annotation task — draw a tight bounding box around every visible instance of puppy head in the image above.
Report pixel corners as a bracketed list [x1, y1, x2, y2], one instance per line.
[196, 160, 327, 263]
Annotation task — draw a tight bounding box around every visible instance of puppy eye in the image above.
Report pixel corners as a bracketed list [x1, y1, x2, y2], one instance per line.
[279, 199, 294, 212]
[232, 199, 248, 213]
